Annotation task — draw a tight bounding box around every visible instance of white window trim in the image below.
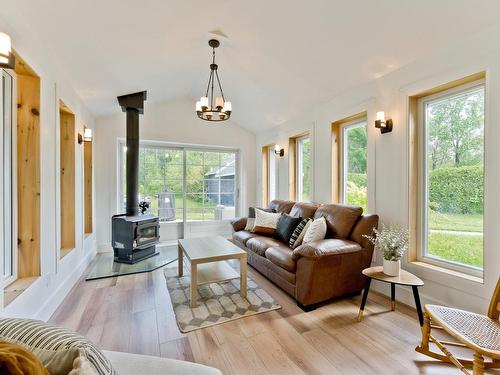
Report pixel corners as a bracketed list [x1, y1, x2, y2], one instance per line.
[340, 119, 367, 205]
[416, 78, 485, 278]
[296, 135, 310, 202]
[1, 69, 17, 286]
[117, 139, 240, 224]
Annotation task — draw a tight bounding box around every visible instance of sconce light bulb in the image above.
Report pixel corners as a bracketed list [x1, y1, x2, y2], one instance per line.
[376, 111, 385, 121]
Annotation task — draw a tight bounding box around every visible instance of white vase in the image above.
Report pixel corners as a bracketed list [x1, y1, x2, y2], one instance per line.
[383, 259, 401, 276]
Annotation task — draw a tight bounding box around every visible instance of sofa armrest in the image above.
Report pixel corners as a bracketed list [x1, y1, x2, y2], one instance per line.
[230, 217, 248, 232]
[350, 214, 379, 249]
[292, 238, 362, 259]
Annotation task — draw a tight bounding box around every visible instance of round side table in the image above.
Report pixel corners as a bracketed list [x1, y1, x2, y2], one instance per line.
[357, 266, 425, 326]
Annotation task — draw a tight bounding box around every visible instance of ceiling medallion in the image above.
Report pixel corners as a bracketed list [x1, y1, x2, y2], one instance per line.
[195, 39, 232, 122]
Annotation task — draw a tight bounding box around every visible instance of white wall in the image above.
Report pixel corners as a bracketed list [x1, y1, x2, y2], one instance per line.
[0, 17, 97, 319]
[94, 97, 256, 250]
[255, 24, 500, 313]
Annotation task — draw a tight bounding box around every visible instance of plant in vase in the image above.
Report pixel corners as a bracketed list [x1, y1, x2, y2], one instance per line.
[364, 224, 409, 276]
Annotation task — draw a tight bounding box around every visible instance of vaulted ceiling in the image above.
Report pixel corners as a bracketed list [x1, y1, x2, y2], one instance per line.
[3, 0, 500, 132]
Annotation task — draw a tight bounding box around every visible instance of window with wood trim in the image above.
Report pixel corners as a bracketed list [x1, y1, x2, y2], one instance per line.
[409, 74, 485, 276]
[291, 135, 311, 202]
[332, 112, 367, 208]
[261, 145, 277, 206]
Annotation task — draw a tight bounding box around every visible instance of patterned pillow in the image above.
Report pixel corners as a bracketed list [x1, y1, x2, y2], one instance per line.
[0, 318, 115, 375]
[244, 218, 256, 231]
[289, 218, 311, 248]
[303, 216, 327, 244]
[252, 208, 281, 235]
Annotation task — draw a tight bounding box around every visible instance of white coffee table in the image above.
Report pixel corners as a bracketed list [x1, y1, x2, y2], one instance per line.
[178, 236, 247, 308]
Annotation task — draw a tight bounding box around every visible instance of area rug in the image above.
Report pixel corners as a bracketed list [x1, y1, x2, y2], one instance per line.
[86, 244, 177, 280]
[163, 266, 281, 333]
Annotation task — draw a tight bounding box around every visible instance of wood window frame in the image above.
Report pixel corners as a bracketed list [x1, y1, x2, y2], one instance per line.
[331, 112, 367, 203]
[288, 132, 310, 201]
[261, 144, 277, 206]
[408, 72, 485, 277]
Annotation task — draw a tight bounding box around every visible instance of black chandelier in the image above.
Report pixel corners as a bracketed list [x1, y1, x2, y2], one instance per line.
[195, 39, 232, 122]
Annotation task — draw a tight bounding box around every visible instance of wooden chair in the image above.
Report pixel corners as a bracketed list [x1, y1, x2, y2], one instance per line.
[416, 277, 500, 374]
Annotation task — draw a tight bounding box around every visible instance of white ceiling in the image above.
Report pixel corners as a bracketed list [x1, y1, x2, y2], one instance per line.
[3, 0, 500, 132]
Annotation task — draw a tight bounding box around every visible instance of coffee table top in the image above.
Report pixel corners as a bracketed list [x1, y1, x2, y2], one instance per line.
[362, 266, 424, 286]
[178, 236, 246, 263]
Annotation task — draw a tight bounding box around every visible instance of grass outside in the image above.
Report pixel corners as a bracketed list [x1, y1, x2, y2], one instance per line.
[428, 231, 483, 268]
[148, 195, 225, 221]
[428, 210, 482, 232]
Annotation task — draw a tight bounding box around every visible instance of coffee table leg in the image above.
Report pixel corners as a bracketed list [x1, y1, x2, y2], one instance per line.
[240, 257, 247, 299]
[190, 263, 198, 308]
[178, 245, 183, 277]
[357, 278, 371, 322]
[391, 283, 396, 311]
[412, 286, 424, 326]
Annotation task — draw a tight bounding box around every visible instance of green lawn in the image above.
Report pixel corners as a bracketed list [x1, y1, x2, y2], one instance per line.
[428, 210, 482, 232]
[428, 231, 483, 268]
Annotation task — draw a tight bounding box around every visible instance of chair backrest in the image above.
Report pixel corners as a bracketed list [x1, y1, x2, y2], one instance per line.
[487, 277, 500, 320]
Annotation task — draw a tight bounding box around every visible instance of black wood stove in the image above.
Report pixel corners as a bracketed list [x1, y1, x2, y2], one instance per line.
[112, 91, 160, 264]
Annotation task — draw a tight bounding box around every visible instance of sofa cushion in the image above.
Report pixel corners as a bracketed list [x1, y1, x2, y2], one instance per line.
[289, 202, 319, 219]
[232, 230, 258, 246]
[313, 204, 363, 239]
[276, 213, 303, 244]
[0, 318, 116, 375]
[303, 216, 327, 244]
[265, 246, 297, 273]
[244, 218, 255, 231]
[268, 200, 295, 214]
[293, 238, 362, 259]
[103, 350, 223, 375]
[246, 237, 286, 256]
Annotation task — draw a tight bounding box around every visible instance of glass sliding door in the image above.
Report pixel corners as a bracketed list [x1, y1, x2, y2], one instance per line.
[119, 143, 238, 227]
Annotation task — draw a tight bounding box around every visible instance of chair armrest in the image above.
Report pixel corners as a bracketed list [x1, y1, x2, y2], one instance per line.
[292, 238, 362, 259]
[230, 217, 248, 232]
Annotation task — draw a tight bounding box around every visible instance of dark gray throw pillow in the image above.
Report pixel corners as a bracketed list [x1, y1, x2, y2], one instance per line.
[276, 213, 303, 244]
[248, 206, 275, 218]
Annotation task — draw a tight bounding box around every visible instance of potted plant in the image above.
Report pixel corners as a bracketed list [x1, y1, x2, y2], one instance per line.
[364, 224, 409, 276]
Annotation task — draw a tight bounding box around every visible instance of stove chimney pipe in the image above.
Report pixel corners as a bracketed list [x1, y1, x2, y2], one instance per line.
[117, 91, 147, 217]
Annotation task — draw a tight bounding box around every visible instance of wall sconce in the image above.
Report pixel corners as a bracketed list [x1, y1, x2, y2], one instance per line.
[375, 111, 393, 134]
[77, 133, 83, 144]
[0, 32, 15, 70]
[83, 127, 93, 142]
[274, 144, 284, 157]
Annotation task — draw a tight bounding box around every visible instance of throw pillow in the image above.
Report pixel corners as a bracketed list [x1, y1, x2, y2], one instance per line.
[289, 218, 311, 248]
[0, 340, 50, 375]
[244, 218, 256, 231]
[248, 207, 275, 218]
[276, 214, 303, 244]
[303, 216, 327, 244]
[252, 208, 281, 236]
[0, 318, 116, 375]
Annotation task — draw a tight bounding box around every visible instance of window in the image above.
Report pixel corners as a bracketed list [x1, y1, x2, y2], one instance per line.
[341, 120, 367, 210]
[119, 143, 238, 222]
[296, 136, 311, 202]
[1, 70, 14, 283]
[261, 145, 277, 205]
[417, 79, 484, 274]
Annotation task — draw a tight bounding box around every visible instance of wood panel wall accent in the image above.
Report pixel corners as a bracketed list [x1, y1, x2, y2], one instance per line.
[406, 71, 485, 262]
[59, 102, 76, 255]
[331, 112, 367, 203]
[16, 73, 41, 278]
[84, 140, 93, 234]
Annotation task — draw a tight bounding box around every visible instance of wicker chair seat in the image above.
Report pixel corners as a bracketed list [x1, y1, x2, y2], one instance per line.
[426, 304, 500, 356]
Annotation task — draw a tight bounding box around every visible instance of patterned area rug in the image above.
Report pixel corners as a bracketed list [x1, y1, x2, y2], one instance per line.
[163, 265, 281, 333]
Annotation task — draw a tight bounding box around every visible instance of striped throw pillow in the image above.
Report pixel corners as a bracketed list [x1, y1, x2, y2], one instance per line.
[0, 318, 115, 375]
[289, 218, 311, 248]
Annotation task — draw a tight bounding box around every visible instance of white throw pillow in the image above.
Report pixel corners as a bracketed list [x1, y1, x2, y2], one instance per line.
[253, 208, 281, 229]
[303, 217, 327, 244]
[291, 219, 312, 249]
[244, 218, 256, 231]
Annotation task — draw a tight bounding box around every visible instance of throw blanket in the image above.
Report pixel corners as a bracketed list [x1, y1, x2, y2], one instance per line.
[0, 341, 49, 375]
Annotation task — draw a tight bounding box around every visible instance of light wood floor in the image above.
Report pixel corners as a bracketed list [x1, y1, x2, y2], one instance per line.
[50, 257, 499, 375]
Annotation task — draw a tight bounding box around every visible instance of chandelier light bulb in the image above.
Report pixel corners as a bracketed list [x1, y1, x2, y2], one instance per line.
[195, 101, 202, 112]
[223, 101, 232, 112]
[215, 96, 224, 109]
[200, 96, 209, 109]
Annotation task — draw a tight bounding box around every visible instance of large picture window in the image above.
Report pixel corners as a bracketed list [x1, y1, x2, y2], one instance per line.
[296, 136, 311, 202]
[417, 80, 484, 273]
[119, 143, 238, 223]
[341, 120, 367, 210]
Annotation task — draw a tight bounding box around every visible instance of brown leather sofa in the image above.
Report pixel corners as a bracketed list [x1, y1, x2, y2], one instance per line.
[231, 200, 379, 310]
